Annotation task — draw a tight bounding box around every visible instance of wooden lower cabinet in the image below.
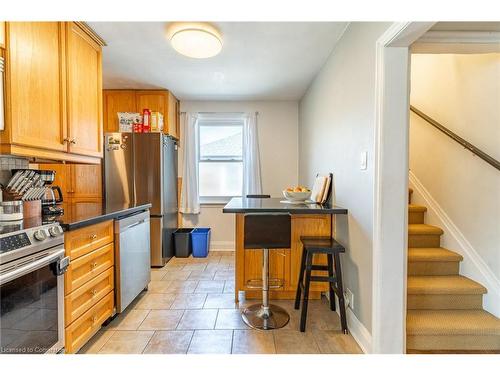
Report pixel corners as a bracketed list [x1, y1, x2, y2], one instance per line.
[65, 291, 114, 354]
[65, 220, 113, 260]
[65, 267, 114, 326]
[64, 220, 115, 353]
[235, 214, 332, 300]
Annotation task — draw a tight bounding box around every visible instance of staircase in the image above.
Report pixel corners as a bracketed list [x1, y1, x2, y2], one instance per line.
[406, 188, 500, 353]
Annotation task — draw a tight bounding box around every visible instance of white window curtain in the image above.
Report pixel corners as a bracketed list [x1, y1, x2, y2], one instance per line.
[242, 112, 262, 197]
[180, 112, 200, 214]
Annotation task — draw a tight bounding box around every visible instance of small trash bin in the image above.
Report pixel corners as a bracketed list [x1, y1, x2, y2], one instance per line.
[191, 228, 211, 258]
[173, 228, 193, 258]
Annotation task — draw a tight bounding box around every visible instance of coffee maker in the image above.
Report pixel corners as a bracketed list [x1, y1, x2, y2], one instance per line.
[41, 170, 64, 216]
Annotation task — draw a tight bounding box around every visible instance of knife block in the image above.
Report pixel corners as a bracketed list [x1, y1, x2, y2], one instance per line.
[23, 200, 42, 219]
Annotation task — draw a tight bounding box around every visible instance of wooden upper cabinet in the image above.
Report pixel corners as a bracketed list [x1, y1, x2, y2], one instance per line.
[103, 90, 136, 133]
[66, 22, 103, 158]
[70, 164, 102, 199]
[38, 162, 102, 201]
[0, 22, 5, 48]
[167, 92, 179, 139]
[103, 89, 180, 139]
[135, 90, 168, 117]
[3, 22, 67, 152]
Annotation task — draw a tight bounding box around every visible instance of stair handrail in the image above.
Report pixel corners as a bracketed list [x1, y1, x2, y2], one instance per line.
[410, 105, 500, 171]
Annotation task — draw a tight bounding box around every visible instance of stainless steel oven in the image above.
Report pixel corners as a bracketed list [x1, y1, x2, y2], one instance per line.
[0, 223, 68, 354]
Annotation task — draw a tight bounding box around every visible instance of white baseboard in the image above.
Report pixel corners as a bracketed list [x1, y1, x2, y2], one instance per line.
[409, 171, 500, 317]
[210, 241, 235, 251]
[346, 307, 372, 353]
[331, 294, 372, 353]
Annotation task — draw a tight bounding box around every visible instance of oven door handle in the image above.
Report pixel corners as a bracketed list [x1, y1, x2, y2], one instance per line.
[0, 248, 66, 285]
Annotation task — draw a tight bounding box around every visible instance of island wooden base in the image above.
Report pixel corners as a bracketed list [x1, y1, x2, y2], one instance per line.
[235, 213, 332, 302]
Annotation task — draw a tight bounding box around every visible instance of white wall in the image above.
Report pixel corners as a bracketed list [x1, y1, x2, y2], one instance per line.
[179, 101, 299, 249]
[298, 22, 392, 334]
[409, 53, 500, 315]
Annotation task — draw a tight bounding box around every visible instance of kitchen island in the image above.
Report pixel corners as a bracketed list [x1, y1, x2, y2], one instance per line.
[223, 197, 347, 301]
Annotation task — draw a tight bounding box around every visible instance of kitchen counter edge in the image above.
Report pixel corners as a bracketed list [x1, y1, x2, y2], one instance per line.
[61, 203, 152, 231]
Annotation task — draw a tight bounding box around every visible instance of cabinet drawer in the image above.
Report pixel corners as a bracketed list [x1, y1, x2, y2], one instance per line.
[65, 291, 114, 354]
[65, 220, 113, 260]
[65, 243, 114, 294]
[65, 267, 114, 326]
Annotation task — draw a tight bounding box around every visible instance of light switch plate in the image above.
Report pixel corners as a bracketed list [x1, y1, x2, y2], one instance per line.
[360, 151, 367, 170]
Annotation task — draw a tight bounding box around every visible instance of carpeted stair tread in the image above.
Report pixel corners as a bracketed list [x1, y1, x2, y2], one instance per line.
[408, 204, 427, 212]
[407, 275, 487, 295]
[407, 310, 500, 336]
[408, 224, 444, 235]
[408, 247, 463, 262]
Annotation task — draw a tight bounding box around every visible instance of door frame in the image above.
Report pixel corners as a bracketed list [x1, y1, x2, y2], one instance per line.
[371, 22, 435, 354]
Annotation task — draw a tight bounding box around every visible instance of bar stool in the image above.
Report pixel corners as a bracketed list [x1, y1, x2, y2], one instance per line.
[294, 236, 348, 333]
[242, 214, 291, 330]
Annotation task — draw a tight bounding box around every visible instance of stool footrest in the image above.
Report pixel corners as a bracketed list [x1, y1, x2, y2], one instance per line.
[245, 278, 284, 290]
[310, 265, 329, 271]
[310, 276, 336, 283]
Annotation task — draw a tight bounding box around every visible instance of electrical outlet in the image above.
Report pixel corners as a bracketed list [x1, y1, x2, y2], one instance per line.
[344, 289, 354, 309]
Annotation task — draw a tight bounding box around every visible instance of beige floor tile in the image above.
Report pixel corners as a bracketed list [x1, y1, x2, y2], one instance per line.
[98, 331, 154, 354]
[313, 330, 363, 354]
[204, 293, 238, 309]
[219, 257, 235, 265]
[164, 263, 186, 271]
[215, 309, 248, 330]
[162, 270, 192, 281]
[78, 330, 114, 354]
[205, 263, 230, 272]
[143, 330, 194, 354]
[274, 330, 320, 354]
[167, 280, 199, 293]
[187, 269, 216, 280]
[106, 309, 150, 331]
[232, 330, 276, 354]
[134, 293, 176, 310]
[168, 257, 191, 265]
[150, 270, 167, 280]
[177, 309, 218, 330]
[170, 293, 207, 309]
[194, 280, 225, 293]
[207, 256, 222, 264]
[213, 269, 235, 280]
[138, 310, 184, 330]
[187, 330, 233, 354]
[182, 263, 207, 272]
[147, 280, 173, 293]
[223, 281, 235, 294]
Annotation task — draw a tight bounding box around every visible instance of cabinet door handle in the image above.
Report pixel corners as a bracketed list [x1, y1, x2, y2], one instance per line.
[90, 234, 97, 240]
[91, 315, 97, 324]
[70, 138, 77, 144]
[90, 289, 98, 296]
[63, 138, 70, 144]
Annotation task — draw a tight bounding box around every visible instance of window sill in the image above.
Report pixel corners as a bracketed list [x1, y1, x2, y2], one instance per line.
[200, 197, 238, 205]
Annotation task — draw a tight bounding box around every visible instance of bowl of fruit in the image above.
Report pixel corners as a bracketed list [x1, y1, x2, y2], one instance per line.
[283, 186, 312, 202]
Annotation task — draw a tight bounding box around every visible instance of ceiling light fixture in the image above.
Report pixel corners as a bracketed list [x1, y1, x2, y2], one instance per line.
[167, 22, 223, 59]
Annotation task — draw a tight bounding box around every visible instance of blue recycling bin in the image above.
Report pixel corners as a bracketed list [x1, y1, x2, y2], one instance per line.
[191, 228, 211, 258]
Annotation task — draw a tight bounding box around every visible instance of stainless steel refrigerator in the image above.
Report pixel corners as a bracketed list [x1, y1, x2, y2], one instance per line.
[104, 132, 178, 267]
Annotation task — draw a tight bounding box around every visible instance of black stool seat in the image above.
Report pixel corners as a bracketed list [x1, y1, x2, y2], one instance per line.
[294, 235, 348, 334]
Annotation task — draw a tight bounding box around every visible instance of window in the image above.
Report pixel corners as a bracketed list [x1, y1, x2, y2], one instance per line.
[198, 118, 244, 202]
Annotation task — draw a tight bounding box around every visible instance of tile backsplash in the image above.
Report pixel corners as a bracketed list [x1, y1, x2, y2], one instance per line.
[0, 156, 29, 187]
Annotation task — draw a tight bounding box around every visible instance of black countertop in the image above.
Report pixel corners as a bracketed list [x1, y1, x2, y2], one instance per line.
[52, 201, 152, 231]
[223, 197, 348, 214]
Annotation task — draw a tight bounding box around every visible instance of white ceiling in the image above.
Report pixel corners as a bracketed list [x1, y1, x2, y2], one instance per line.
[88, 22, 348, 101]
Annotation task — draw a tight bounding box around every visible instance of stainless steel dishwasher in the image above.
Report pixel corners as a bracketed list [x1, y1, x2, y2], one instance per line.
[114, 209, 151, 313]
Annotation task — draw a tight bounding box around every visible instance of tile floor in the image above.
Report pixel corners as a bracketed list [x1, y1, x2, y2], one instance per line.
[79, 251, 362, 354]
